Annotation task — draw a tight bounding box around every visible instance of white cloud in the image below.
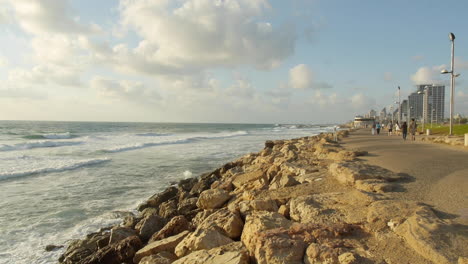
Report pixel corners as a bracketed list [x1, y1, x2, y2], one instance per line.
[289, 64, 313, 89]
[6, 0, 97, 36]
[288, 64, 332, 90]
[410, 65, 446, 85]
[350, 93, 375, 109]
[0, 55, 8, 67]
[117, 0, 295, 74]
[90, 77, 160, 104]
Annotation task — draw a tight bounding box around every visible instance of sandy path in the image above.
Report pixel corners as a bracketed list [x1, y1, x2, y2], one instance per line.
[341, 129, 468, 224]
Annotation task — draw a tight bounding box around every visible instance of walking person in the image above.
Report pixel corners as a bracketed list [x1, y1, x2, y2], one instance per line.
[401, 121, 408, 140]
[395, 121, 400, 136]
[409, 119, 417, 141]
[376, 122, 381, 135]
[372, 122, 376, 135]
[388, 121, 393, 135]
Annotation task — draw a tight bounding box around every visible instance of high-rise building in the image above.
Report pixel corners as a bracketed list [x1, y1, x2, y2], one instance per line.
[418, 84, 445, 124]
[380, 107, 387, 121]
[408, 84, 445, 124]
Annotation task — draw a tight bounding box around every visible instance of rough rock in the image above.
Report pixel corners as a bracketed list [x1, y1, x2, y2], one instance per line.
[175, 228, 234, 257]
[329, 162, 404, 186]
[45, 244, 63, 252]
[79, 236, 142, 264]
[135, 214, 167, 241]
[303, 243, 339, 264]
[158, 200, 178, 219]
[108, 227, 137, 245]
[139, 187, 179, 211]
[190, 173, 219, 195]
[173, 242, 249, 264]
[59, 232, 111, 263]
[241, 211, 292, 255]
[198, 208, 244, 239]
[196, 189, 231, 209]
[133, 231, 189, 263]
[238, 199, 279, 216]
[191, 209, 216, 227]
[338, 252, 358, 264]
[231, 169, 266, 189]
[139, 251, 177, 264]
[178, 177, 198, 192]
[177, 197, 198, 216]
[149, 215, 191, 243]
[253, 228, 307, 264]
[269, 174, 300, 190]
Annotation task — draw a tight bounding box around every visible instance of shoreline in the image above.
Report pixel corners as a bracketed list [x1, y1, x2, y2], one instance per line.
[56, 130, 468, 264]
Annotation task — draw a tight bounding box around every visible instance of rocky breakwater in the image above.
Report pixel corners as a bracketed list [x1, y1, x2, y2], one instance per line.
[58, 130, 468, 264]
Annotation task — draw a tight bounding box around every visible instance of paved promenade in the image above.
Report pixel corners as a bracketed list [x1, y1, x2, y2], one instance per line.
[341, 129, 468, 224]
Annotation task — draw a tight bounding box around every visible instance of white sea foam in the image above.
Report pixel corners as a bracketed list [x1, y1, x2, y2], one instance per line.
[101, 130, 248, 153]
[135, 132, 171, 137]
[0, 140, 83, 151]
[0, 158, 110, 180]
[183, 170, 192, 178]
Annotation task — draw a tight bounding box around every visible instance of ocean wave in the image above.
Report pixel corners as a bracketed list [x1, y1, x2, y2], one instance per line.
[135, 133, 171, 137]
[0, 158, 111, 181]
[0, 141, 83, 151]
[101, 130, 248, 153]
[22, 132, 78, 140]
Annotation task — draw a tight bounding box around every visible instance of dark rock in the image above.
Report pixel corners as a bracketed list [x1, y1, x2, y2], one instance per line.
[80, 236, 142, 264]
[108, 227, 137, 245]
[138, 186, 179, 211]
[265, 140, 275, 149]
[178, 197, 198, 216]
[178, 177, 198, 192]
[45, 244, 63, 252]
[149, 215, 191, 243]
[219, 161, 242, 175]
[59, 232, 111, 263]
[190, 173, 219, 195]
[158, 200, 178, 219]
[135, 214, 167, 241]
[122, 214, 138, 229]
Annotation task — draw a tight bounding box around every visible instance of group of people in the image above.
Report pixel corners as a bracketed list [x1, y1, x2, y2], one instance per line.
[371, 119, 417, 141]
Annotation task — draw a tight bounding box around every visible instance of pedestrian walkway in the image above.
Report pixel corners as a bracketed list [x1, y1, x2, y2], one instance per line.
[341, 129, 468, 224]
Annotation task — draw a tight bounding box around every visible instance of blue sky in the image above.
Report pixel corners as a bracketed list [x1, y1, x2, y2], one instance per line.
[0, 0, 467, 123]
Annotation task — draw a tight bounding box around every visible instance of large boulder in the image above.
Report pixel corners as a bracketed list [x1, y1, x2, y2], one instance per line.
[173, 242, 249, 264]
[198, 208, 244, 239]
[241, 211, 292, 255]
[135, 214, 167, 241]
[79, 236, 143, 264]
[190, 173, 219, 195]
[133, 231, 190, 263]
[139, 251, 177, 264]
[175, 228, 234, 257]
[59, 232, 111, 263]
[253, 229, 307, 264]
[149, 215, 191, 243]
[108, 227, 137, 245]
[196, 189, 231, 209]
[238, 199, 279, 216]
[177, 197, 198, 216]
[138, 187, 179, 211]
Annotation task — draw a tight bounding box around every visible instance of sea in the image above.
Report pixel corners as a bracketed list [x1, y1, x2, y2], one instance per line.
[0, 121, 335, 264]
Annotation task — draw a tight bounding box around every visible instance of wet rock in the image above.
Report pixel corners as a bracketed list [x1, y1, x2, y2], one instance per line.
[135, 214, 167, 241]
[108, 226, 136, 245]
[177, 197, 198, 216]
[80, 236, 142, 264]
[134, 231, 190, 263]
[59, 232, 111, 263]
[122, 214, 138, 229]
[173, 242, 249, 264]
[178, 177, 198, 192]
[149, 215, 191, 243]
[175, 228, 234, 257]
[45, 244, 63, 252]
[196, 189, 231, 209]
[138, 187, 179, 211]
[265, 140, 275, 149]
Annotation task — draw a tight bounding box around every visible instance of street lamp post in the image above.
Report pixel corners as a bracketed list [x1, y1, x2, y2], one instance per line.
[441, 32, 461, 136]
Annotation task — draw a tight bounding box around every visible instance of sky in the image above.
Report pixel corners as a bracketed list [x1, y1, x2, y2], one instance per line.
[0, 0, 467, 124]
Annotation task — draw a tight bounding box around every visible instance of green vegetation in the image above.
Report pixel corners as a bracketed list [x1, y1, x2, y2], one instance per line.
[427, 124, 468, 136]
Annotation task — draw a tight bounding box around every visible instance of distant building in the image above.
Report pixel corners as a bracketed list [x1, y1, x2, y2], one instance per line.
[408, 91, 423, 120]
[419, 84, 445, 124]
[369, 109, 377, 118]
[379, 107, 387, 121]
[354, 116, 375, 128]
[400, 99, 408, 122]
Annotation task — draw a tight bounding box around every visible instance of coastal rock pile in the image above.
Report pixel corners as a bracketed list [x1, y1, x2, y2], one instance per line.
[58, 130, 467, 264]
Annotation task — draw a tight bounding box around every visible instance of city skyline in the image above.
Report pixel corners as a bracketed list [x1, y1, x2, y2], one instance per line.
[0, 0, 468, 123]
